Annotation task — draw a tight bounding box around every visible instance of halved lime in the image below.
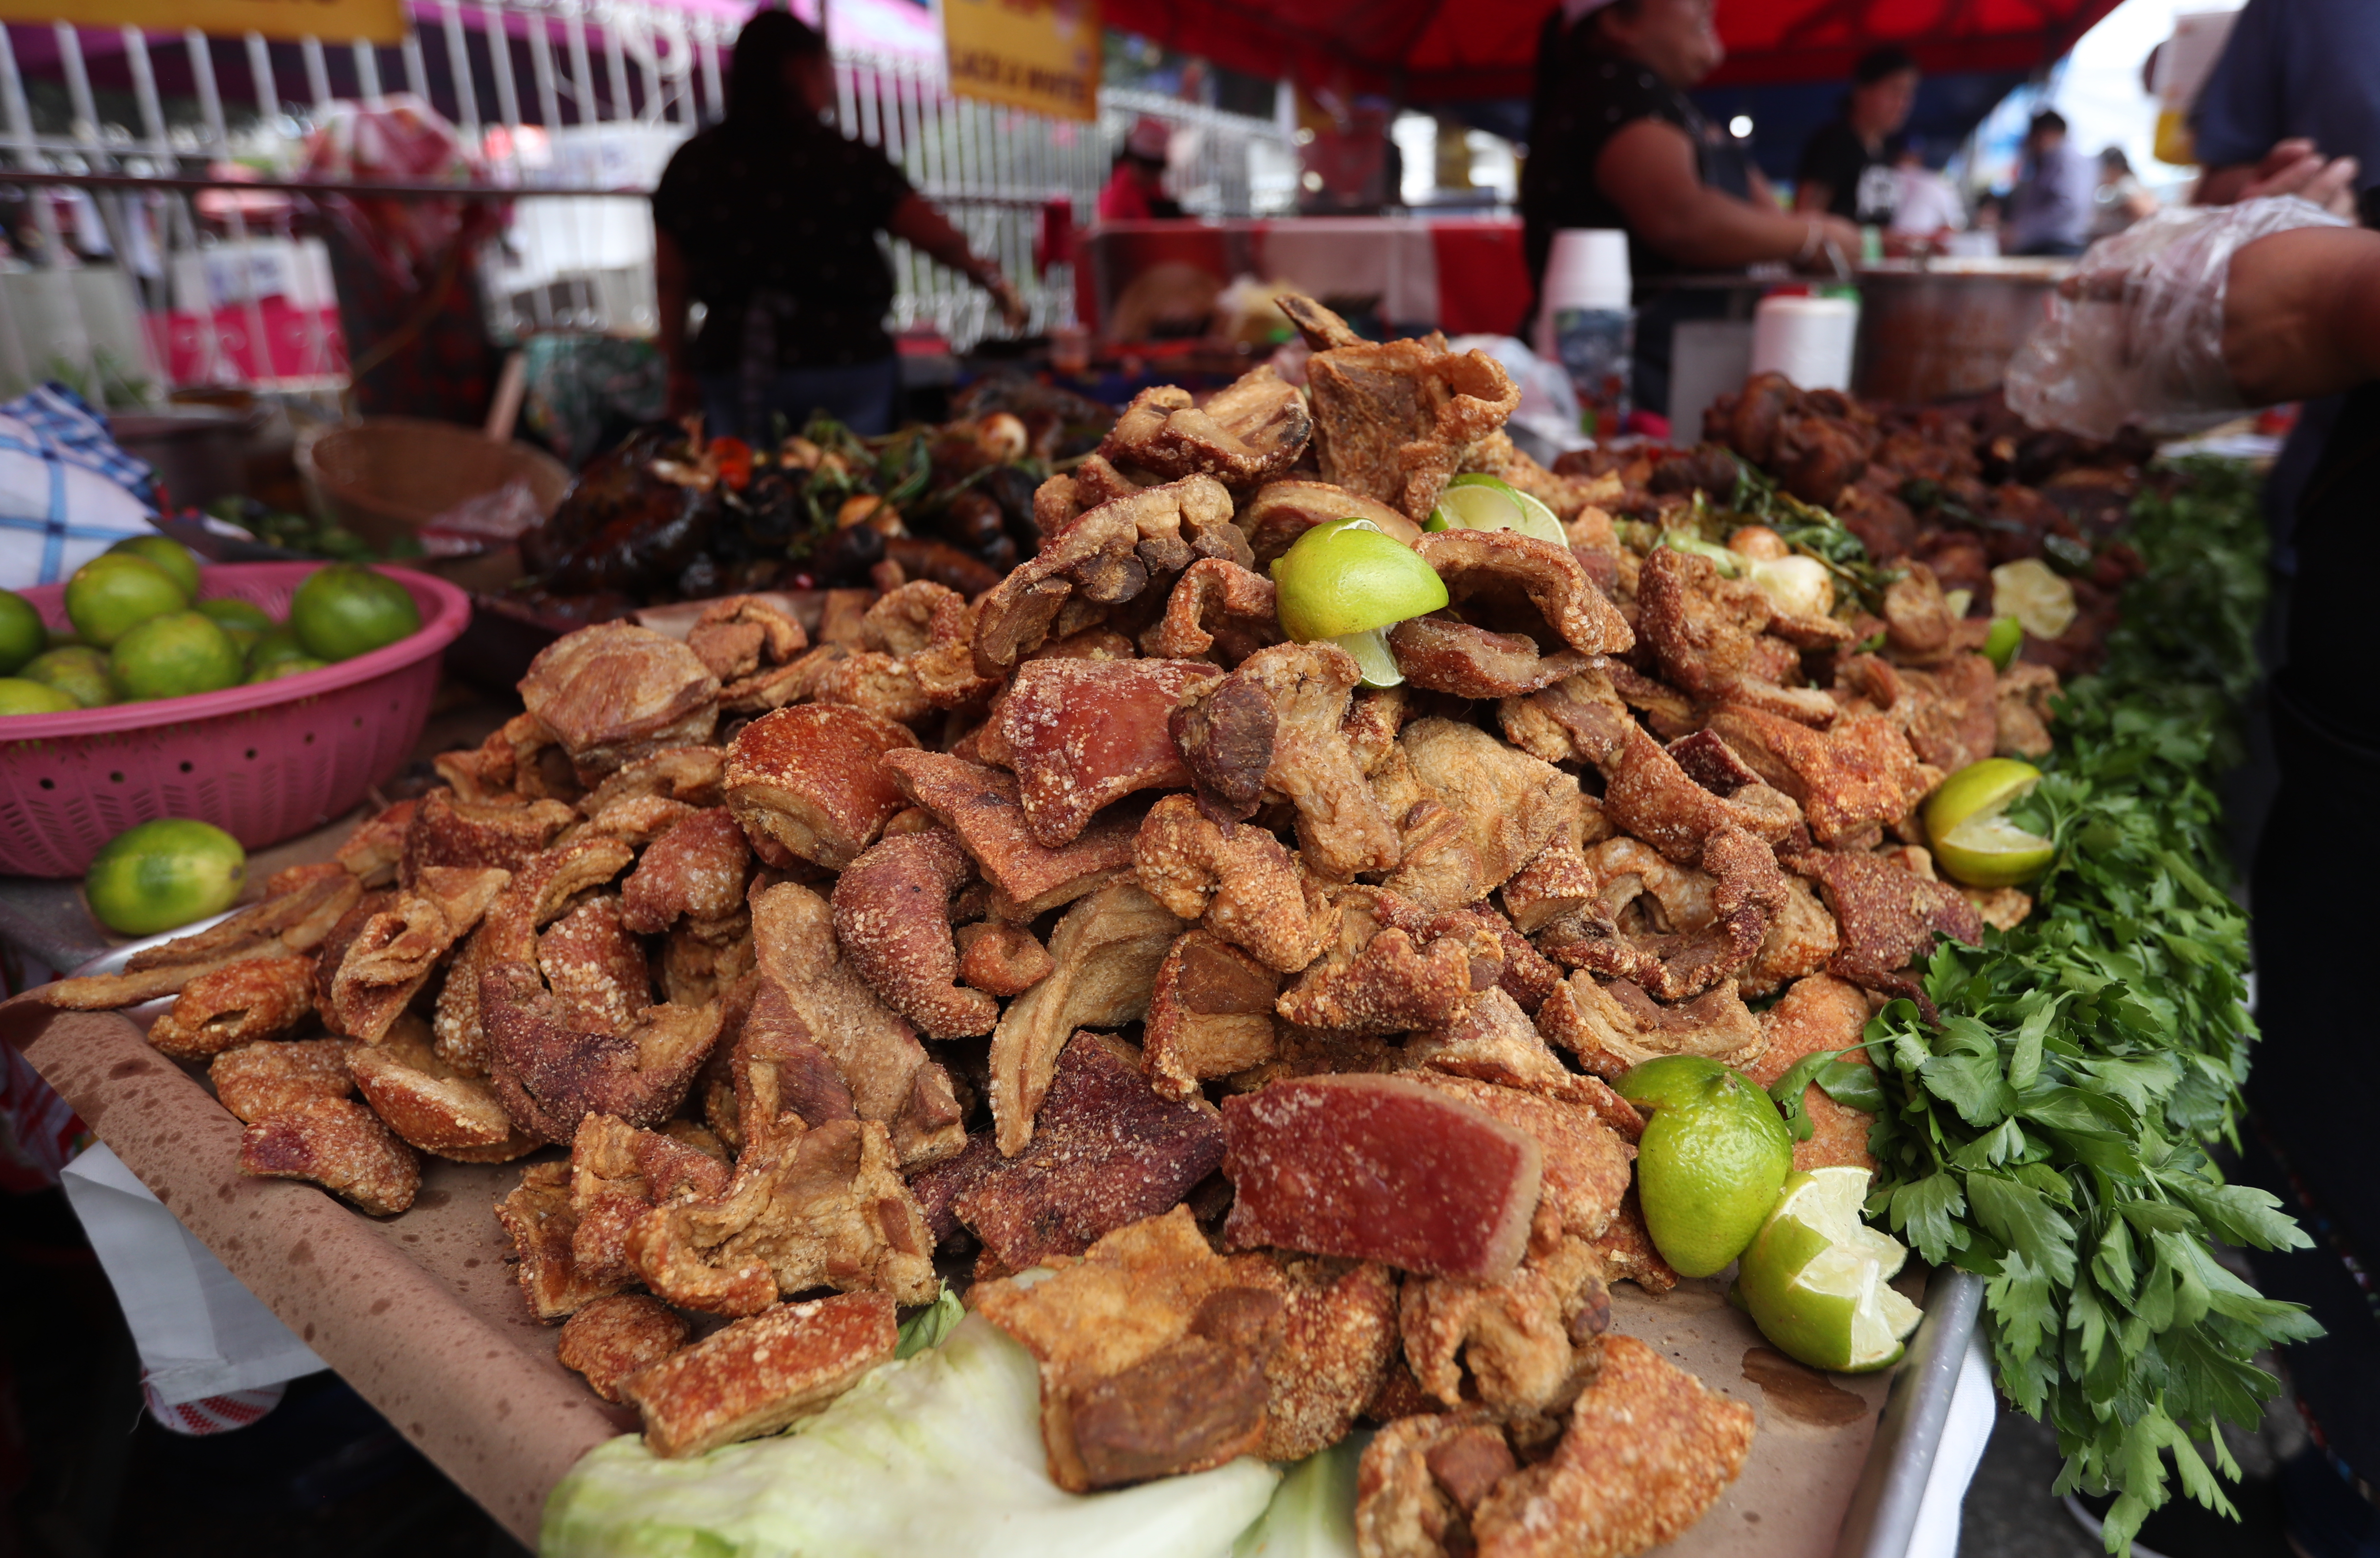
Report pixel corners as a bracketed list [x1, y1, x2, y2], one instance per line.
[1925, 757, 2054, 888]
[1634, 1068, 1795, 1279]
[1737, 1166, 1923, 1373]
[1426, 473, 1568, 545]
[1271, 517, 1450, 646]
[1989, 560, 2076, 640]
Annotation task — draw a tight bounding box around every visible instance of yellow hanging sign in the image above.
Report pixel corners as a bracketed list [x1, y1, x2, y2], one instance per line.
[943, 0, 1100, 123]
[0, 0, 409, 46]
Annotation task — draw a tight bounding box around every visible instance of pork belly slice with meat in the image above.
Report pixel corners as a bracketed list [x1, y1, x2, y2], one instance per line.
[519, 620, 721, 778]
[749, 880, 966, 1169]
[1142, 929, 1283, 1101]
[557, 1295, 691, 1405]
[906, 1030, 1224, 1278]
[723, 703, 920, 870]
[147, 954, 317, 1060]
[883, 749, 1142, 919]
[987, 880, 1185, 1156]
[1171, 641, 1403, 878]
[1356, 1412, 1520, 1558]
[324, 865, 511, 1042]
[1098, 366, 1311, 487]
[619, 1291, 897, 1459]
[974, 1205, 1396, 1488]
[627, 1116, 937, 1317]
[1636, 544, 1844, 726]
[1469, 1334, 1756, 1558]
[1404, 1073, 1637, 1244]
[1705, 702, 1940, 852]
[239, 1096, 419, 1217]
[43, 867, 360, 1010]
[994, 655, 1221, 847]
[1142, 557, 1281, 666]
[1281, 293, 1522, 523]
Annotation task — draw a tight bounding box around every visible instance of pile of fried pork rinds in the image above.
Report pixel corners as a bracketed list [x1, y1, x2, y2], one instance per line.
[49, 294, 2055, 1558]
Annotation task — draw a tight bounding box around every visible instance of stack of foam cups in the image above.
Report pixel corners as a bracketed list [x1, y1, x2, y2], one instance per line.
[1749, 294, 1860, 392]
[1537, 229, 1634, 433]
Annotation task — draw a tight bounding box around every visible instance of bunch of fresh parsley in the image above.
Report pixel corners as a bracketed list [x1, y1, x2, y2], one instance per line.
[1779, 458, 2313, 1554]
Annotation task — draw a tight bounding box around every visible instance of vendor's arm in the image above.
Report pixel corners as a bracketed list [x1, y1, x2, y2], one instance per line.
[654, 229, 697, 418]
[886, 194, 1030, 331]
[2224, 225, 2380, 403]
[1597, 119, 1860, 270]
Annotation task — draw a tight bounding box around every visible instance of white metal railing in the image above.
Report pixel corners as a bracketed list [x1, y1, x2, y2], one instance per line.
[0, 8, 1294, 394]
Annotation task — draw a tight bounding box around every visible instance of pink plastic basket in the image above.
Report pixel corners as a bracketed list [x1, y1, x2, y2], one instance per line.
[0, 563, 471, 877]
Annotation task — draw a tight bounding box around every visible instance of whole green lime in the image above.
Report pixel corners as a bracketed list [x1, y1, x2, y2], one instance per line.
[65, 553, 187, 647]
[110, 612, 245, 701]
[1615, 1055, 1732, 1115]
[1635, 1069, 1796, 1279]
[246, 628, 312, 675]
[247, 655, 328, 683]
[0, 587, 43, 675]
[106, 534, 203, 599]
[20, 645, 116, 707]
[289, 565, 420, 662]
[84, 818, 248, 936]
[0, 677, 77, 715]
[195, 597, 275, 635]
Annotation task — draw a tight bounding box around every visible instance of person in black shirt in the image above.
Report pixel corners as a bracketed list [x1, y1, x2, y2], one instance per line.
[1794, 46, 1920, 228]
[652, 10, 1024, 439]
[1520, 0, 1860, 415]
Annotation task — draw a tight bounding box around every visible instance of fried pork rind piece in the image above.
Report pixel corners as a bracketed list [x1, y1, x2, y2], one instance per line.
[723, 703, 921, 870]
[1413, 528, 1633, 658]
[685, 594, 822, 712]
[498, 1162, 622, 1320]
[325, 866, 511, 1042]
[580, 793, 700, 847]
[1705, 703, 1940, 852]
[619, 806, 751, 936]
[830, 828, 996, 1040]
[1389, 616, 1592, 700]
[915, 1030, 1224, 1277]
[569, 1112, 733, 1286]
[1839, 650, 2001, 775]
[827, 580, 1000, 715]
[619, 1291, 897, 1459]
[725, 983, 861, 1147]
[211, 1038, 358, 1123]
[1143, 557, 1282, 666]
[1143, 929, 1282, 1101]
[400, 790, 574, 882]
[1284, 295, 1523, 524]
[955, 921, 1053, 997]
[882, 749, 1140, 919]
[1741, 973, 1879, 1174]
[1799, 846, 1985, 1013]
[1403, 986, 1576, 1094]
[995, 656, 1221, 847]
[1406, 1074, 1636, 1243]
[1262, 1255, 1401, 1462]
[238, 1097, 420, 1216]
[580, 745, 727, 816]
[1223, 1074, 1544, 1282]
[1996, 660, 2060, 759]
[973, 1206, 1291, 1491]
[988, 880, 1184, 1155]
[972, 474, 1238, 677]
[1381, 718, 1579, 911]
[750, 881, 966, 1169]
[557, 1294, 691, 1405]
[1470, 1334, 1756, 1558]
[1099, 367, 1312, 486]
[1740, 872, 1842, 998]
[1590, 1191, 1678, 1295]
[1537, 972, 1769, 1081]
[148, 955, 316, 1060]
[1534, 828, 1787, 1002]
[1401, 1227, 1612, 1424]
[347, 1020, 539, 1162]
[1357, 1413, 1517, 1558]
[333, 800, 415, 885]
[43, 868, 361, 1010]
[1276, 889, 1501, 1037]
[519, 621, 721, 778]
[1171, 642, 1402, 878]
[1238, 480, 1420, 568]
[1637, 545, 1842, 727]
[1134, 793, 1336, 973]
[438, 835, 636, 1077]
[1585, 717, 1810, 867]
[482, 955, 722, 1145]
[1880, 559, 1959, 663]
[626, 1117, 937, 1315]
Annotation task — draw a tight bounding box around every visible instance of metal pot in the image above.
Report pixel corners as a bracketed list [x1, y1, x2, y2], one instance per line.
[107, 405, 259, 510]
[1850, 259, 2070, 404]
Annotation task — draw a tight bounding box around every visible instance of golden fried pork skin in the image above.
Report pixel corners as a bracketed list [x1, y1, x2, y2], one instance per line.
[619, 1291, 896, 1459]
[519, 621, 721, 776]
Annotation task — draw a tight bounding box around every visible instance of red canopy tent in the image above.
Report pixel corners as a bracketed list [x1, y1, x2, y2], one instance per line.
[1103, 0, 2127, 103]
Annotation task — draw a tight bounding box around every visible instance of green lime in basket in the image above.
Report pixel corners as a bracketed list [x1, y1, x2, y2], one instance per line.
[110, 612, 245, 702]
[0, 587, 43, 675]
[248, 656, 329, 684]
[195, 596, 275, 654]
[84, 818, 248, 936]
[247, 628, 313, 677]
[21, 645, 117, 707]
[290, 565, 420, 663]
[0, 677, 77, 715]
[65, 552, 186, 648]
[106, 534, 203, 599]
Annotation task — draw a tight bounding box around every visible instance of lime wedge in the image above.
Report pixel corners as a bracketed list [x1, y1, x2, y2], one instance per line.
[1925, 757, 2055, 888]
[1270, 517, 1449, 643]
[1330, 627, 1406, 689]
[1738, 1166, 1922, 1374]
[1428, 474, 1568, 545]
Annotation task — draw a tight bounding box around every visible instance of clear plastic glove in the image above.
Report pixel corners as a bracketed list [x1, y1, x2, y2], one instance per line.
[2004, 196, 2350, 439]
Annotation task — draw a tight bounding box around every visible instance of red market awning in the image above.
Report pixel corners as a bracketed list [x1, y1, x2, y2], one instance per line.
[1103, 0, 2126, 103]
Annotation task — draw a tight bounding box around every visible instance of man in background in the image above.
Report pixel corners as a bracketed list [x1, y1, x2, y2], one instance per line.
[2002, 110, 2091, 256]
[1794, 46, 1920, 229]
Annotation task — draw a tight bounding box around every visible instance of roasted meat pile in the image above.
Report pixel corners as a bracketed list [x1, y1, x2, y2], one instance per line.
[1560, 371, 2147, 677]
[52, 313, 2056, 1557]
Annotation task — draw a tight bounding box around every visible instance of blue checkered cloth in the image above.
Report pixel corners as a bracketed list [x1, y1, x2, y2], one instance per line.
[7, 382, 156, 510]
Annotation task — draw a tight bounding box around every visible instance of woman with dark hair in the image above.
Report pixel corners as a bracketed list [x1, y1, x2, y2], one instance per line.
[1795, 44, 1921, 227]
[652, 10, 1025, 439]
